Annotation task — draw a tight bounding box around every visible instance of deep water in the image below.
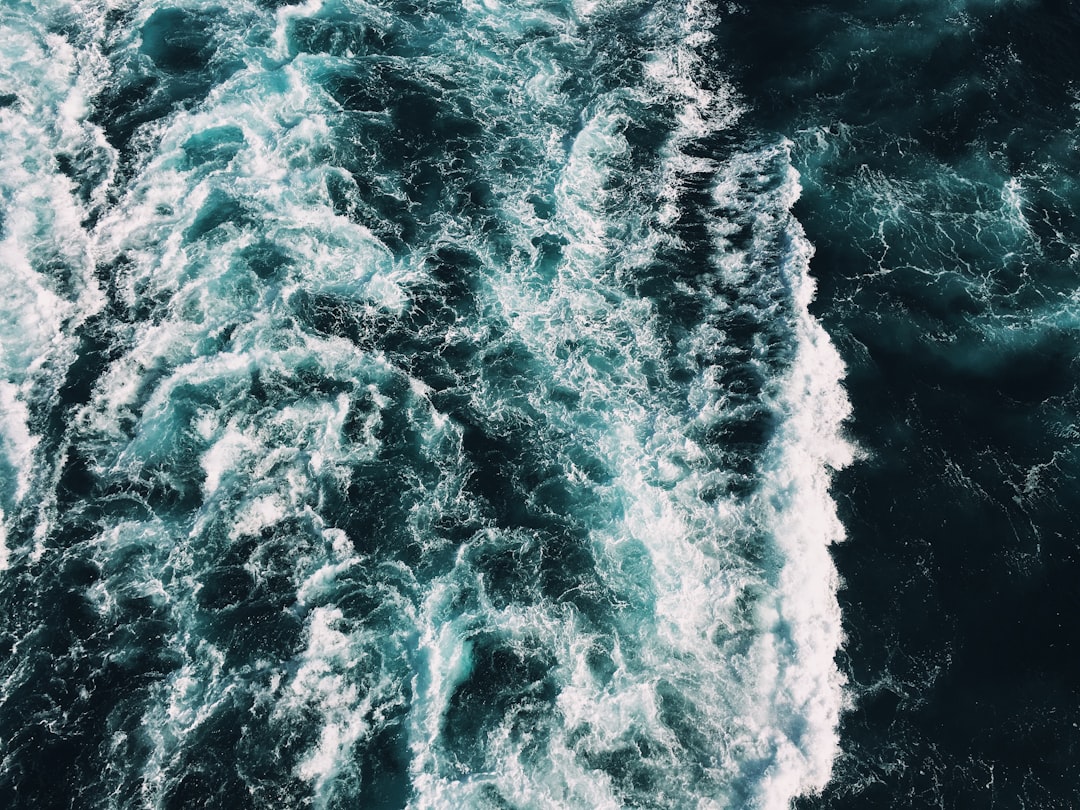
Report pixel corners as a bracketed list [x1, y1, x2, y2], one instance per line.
[718, 0, 1080, 807]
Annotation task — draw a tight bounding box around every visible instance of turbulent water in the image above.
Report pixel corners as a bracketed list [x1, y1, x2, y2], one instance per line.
[2, 0, 1078, 808]
[719, 1, 1080, 807]
[0, 0, 854, 807]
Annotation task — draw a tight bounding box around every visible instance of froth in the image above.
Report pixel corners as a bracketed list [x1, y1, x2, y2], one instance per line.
[1, 0, 854, 806]
[0, 1, 111, 565]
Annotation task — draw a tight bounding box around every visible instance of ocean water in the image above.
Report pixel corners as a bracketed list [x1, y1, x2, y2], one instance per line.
[0, 0, 1075, 808]
[717, 1, 1080, 807]
[0, 0, 852, 807]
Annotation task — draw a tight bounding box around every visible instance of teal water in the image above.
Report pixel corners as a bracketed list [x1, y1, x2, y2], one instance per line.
[8, 0, 1077, 806]
[0, 0, 853, 807]
[720, 1, 1080, 807]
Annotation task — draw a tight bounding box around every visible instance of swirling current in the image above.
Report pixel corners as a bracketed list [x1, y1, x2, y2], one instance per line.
[0, 0, 851, 807]
[4, 0, 1079, 808]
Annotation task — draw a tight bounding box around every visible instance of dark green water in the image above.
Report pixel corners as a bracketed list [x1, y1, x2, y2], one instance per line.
[0, 0, 1077, 807]
[720, 1, 1080, 806]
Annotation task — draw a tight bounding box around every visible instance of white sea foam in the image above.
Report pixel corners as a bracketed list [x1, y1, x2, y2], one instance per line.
[0, 381, 38, 507]
[744, 166, 854, 804]
[37, 3, 430, 801]
[5, 0, 853, 804]
[0, 506, 7, 572]
[0, 0, 111, 564]
[383, 2, 853, 806]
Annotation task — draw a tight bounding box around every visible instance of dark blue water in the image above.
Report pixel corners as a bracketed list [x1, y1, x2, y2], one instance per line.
[0, 0, 1077, 807]
[717, 1, 1080, 806]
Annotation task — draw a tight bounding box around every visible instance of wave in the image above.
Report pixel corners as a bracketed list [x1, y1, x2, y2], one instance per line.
[0, 0, 852, 806]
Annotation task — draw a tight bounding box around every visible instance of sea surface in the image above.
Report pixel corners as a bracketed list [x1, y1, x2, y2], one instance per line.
[0, 0, 1075, 808]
